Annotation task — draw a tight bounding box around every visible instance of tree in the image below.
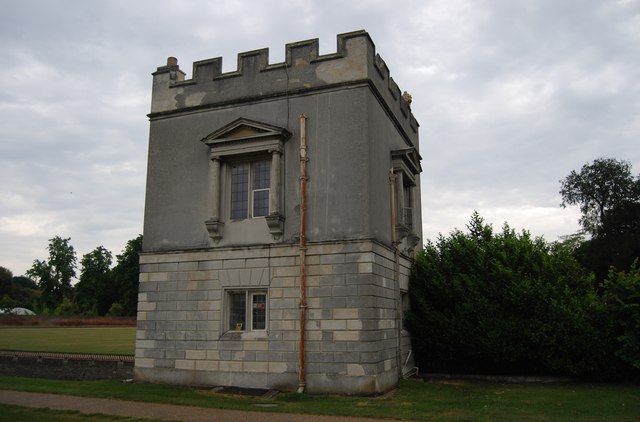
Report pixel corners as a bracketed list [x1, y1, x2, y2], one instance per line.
[8, 276, 39, 311]
[0, 266, 12, 296]
[12, 276, 37, 290]
[0, 295, 17, 313]
[75, 246, 113, 315]
[111, 235, 142, 316]
[575, 201, 640, 284]
[560, 158, 639, 235]
[561, 158, 640, 284]
[0, 268, 39, 311]
[27, 236, 77, 311]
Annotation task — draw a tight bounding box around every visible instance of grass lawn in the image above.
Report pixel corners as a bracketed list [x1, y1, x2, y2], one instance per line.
[0, 326, 637, 420]
[0, 404, 159, 422]
[0, 376, 638, 421]
[0, 327, 135, 354]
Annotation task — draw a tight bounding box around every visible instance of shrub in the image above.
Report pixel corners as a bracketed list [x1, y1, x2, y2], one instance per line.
[406, 212, 603, 376]
[53, 298, 77, 316]
[107, 302, 124, 317]
[603, 262, 640, 372]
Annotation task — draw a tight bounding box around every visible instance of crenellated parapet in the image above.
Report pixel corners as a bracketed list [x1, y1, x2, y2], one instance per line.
[150, 30, 418, 145]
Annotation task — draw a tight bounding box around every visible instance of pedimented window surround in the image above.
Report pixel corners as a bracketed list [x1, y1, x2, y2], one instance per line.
[201, 118, 291, 243]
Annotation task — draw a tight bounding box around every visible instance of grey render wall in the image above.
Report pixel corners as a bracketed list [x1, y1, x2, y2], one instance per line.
[137, 30, 422, 394]
[144, 88, 378, 250]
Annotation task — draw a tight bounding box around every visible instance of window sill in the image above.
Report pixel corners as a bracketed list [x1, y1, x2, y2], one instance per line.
[220, 330, 269, 341]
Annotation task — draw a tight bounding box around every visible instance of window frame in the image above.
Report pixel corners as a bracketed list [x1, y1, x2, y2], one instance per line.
[401, 179, 414, 230]
[228, 158, 271, 221]
[225, 289, 268, 333]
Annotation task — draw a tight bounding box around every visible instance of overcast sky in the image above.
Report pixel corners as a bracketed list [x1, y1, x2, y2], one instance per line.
[1, 0, 639, 277]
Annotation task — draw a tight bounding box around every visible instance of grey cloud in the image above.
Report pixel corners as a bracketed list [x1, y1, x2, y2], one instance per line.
[1, 0, 639, 275]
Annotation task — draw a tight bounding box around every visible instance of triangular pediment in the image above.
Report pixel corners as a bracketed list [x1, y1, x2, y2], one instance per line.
[392, 147, 422, 175]
[202, 118, 291, 146]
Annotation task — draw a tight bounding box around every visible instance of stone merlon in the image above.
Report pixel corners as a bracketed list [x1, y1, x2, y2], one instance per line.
[149, 30, 419, 147]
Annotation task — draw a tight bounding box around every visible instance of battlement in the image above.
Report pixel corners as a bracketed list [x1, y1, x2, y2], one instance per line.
[150, 30, 418, 141]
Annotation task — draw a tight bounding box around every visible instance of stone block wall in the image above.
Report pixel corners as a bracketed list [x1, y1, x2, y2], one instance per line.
[134, 239, 412, 394]
[0, 352, 133, 381]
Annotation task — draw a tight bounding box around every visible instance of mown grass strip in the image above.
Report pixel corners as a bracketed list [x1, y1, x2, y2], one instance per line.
[0, 376, 638, 421]
[0, 404, 162, 422]
[0, 327, 135, 355]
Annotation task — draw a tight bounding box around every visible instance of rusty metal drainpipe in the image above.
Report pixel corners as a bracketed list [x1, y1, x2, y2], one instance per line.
[389, 169, 403, 380]
[389, 170, 397, 245]
[297, 113, 308, 393]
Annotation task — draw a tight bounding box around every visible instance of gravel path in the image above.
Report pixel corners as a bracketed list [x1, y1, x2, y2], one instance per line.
[0, 390, 393, 422]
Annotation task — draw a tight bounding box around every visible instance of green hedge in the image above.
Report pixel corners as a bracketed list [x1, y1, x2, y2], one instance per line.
[406, 213, 638, 379]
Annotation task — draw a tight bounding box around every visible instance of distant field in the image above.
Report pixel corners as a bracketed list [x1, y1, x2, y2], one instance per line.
[0, 327, 135, 354]
[0, 315, 136, 327]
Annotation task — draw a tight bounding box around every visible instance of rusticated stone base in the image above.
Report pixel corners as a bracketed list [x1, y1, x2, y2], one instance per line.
[135, 239, 414, 394]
